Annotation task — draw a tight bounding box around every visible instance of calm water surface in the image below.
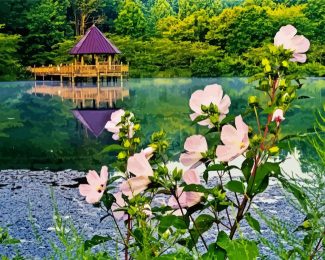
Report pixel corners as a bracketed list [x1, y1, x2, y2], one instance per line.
[0, 78, 323, 170]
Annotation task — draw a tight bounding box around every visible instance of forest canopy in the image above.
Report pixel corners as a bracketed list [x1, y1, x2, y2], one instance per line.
[0, 0, 324, 80]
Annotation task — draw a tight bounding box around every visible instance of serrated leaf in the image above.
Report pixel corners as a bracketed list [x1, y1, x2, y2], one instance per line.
[245, 213, 261, 233]
[225, 180, 245, 194]
[84, 235, 112, 250]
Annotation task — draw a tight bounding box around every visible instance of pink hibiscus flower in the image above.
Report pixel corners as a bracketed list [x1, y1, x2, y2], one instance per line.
[120, 153, 153, 198]
[111, 192, 127, 221]
[189, 84, 231, 128]
[216, 115, 249, 162]
[105, 109, 134, 140]
[168, 169, 202, 211]
[141, 146, 155, 159]
[274, 25, 310, 63]
[180, 135, 208, 167]
[79, 166, 109, 204]
[271, 109, 285, 127]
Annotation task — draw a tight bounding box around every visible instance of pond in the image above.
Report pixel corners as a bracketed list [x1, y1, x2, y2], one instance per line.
[0, 78, 324, 171]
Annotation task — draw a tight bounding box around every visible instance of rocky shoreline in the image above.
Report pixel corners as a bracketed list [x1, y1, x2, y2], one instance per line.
[0, 168, 304, 259]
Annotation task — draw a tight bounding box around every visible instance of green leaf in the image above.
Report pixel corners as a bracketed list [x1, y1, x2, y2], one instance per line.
[100, 144, 125, 154]
[217, 231, 259, 260]
[206, 164, 226, 171]
[182, 184, 208, 193]
[158, 215, 188, 234]
[245, 213, 261, 233]
[225, 180, 245, 194]
[241, 158, 254, 181]
[220, 115, 235, 125]
[84, 235, 112, 250]
[297, 95, 311, 99]
[101, 193, 115, 210]
[248, 162, 280, 195]
[276, 176, 309, 211]
[192, 115, 209, 124]
[193, 214, 215, 235]
[202, 242, 227, 260]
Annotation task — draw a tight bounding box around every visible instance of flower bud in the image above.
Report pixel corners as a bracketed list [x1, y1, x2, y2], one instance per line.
[133, 137, 140, 144]
[209, 103, 219, 113]
[201, 104, 209, 113]
[124, 111, 130, 117]
[117, 151, 127, 160]
[248, 96, 259, 106]
[133, 124, 140, 131]
[279, 79, 286, 89]
[251, 134, 262, 145]
[209, 114, 219, 124]
[281, 60, 289, 68]
[268, 146, 280, 155]
[280, 93, 291, 104]
[162, 230, 171, 240]
[172, 168, 182, 182]
[123, 140, 131, 148]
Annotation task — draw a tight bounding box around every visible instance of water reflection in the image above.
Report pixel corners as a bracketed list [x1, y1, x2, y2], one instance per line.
[28, 82, 129, 108]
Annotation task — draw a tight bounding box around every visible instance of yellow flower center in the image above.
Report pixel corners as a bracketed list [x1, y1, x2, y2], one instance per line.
[97, 184, 105, 193]
[240, 142, 246, 149]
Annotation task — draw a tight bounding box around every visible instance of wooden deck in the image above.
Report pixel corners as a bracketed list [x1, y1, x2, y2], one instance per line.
[29, 63, 129, 79]
[28, 84, 129, 107]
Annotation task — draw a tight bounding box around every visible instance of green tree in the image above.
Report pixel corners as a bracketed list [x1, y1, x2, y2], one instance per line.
[157, 10, 210, 41]
[178, 0, 222, 18]
[70, 0, 106, 36]
[304, 0, 325, 44]
[24, 0, 71, 66]
[0, 25, 21, 80]
[206, 5, 274, 54]
[114, 0, 147, 38]
[150, 0, 174, 25]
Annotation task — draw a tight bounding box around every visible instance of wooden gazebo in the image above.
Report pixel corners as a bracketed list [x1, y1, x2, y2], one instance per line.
[30, 25, 128, 83]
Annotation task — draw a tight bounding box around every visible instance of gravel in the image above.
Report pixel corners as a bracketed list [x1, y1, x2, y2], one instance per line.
[0, 169, 304, 259]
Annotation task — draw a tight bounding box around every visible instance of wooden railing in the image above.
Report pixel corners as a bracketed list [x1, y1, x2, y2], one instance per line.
[30, 63, 129, 77]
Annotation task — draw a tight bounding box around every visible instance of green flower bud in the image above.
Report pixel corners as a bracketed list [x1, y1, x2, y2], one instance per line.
[162, 230, 171, 240]
[209, 103, 219, 113]
[302, 220, 312, 229]
[133, 124, 140, 131]
[124, 111, 130, 117]
[269, 146, 280, 155]
[280, 93, 291, 104]
[279, 79, 286, 88]
[123, 140, 131, 148]
[201, 104, 209, 113]
[117, 151, 127, 160]
[251, 134, 262, 145]
[282, 60, 289, 68]
[248, 96, 259, 106]
[172, 168, 182, 182]
[133, 137, 140, 144]
[209, 114, 219, 124]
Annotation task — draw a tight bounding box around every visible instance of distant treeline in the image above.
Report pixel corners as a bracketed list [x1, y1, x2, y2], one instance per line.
[0, 0, 324, 80]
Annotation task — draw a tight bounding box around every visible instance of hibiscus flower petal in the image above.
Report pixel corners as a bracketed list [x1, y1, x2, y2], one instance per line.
[183, 169, 200, 185]
[86, 170, 101, 186]
[180, 152, 203, 167]
[127, 153, 153, 177]
[216, 144, 239, 162]
[184, 135, 208, 153]
[220, 125, 239, 145]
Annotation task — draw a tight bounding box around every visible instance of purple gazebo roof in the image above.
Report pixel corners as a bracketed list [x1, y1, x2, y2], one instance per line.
[69, 25, 121, 55]
[72, 109, 117, 137]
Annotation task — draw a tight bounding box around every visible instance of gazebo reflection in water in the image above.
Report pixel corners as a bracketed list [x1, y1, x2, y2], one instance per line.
[28, 82, 129, 137]
[29, 81, 129, 108]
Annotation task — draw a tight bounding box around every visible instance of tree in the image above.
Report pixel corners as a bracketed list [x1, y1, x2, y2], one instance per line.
[24, 0, 70, 65]
[178, 0, 222, 18]
[148, 0, 174, 35]
[0, 25, 21, 80]
[114, 0, 147, 38]
[206, 5, 274, 54]
[70, 0, 106, 36]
